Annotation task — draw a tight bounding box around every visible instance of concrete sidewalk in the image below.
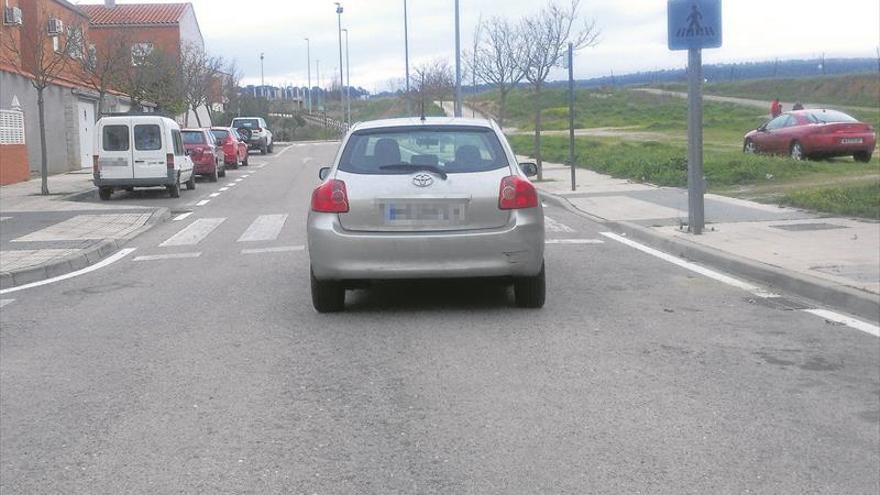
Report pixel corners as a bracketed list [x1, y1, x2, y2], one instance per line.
[0, 172, 168, 289]
[531, 159, 880, 321]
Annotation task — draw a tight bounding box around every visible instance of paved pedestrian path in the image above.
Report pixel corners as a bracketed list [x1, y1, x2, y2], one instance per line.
[531, 159, 880, 300]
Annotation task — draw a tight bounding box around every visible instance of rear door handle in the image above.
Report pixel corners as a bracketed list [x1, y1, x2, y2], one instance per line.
[134, 160, 145, 163]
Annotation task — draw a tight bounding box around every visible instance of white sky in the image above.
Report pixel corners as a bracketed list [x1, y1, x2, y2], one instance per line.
[74, 0, 880, 92]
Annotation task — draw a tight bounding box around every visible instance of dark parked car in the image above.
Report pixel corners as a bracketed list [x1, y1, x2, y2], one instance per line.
[743, 109, 876, 162]
[182, 128, 225, 182]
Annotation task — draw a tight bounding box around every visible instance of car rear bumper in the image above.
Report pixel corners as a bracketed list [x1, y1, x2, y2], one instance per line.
[193, 160, 217, 174]
[803, 133, 877, 155]
[308, 209, 545, 280]
[93, 176, 176, 188]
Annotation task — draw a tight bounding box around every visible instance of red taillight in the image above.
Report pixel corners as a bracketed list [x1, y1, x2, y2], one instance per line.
[498, 175, 538, 210]
[311, 179, 349, 213]
[92, 155, 100, 175]
[166, 153, 175, 169]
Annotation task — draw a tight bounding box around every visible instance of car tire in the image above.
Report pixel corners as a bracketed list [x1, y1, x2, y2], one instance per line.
[790, 141, 805, 161]
[514, 262, 546, 309]
[260, 139, 267, 155]
[231, 154, 239, 169]
[209, 163, 219, 182]
[854, 151, 872, 163]
[743, 139, 756, 154]
[98, 187, 112, 200]
[219, 162, 227, 178]
[167, 180, 180, 198]
[242, 153, 249, 166]
[185, 173, 196, 190]
[268, 141, 274, 153]
[311, 268, 345, 313]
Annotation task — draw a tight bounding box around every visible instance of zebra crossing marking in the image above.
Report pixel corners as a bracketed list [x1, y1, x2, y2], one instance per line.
[160, 218, 225, 247]
[544, 216, 575, 233]
[237, 214, 288, 242]
[241, 245, 304, 255]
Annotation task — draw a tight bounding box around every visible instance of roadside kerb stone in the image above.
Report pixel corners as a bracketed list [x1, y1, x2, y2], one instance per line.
[539, 190, 880, 323]
[0, 207, 171, 290]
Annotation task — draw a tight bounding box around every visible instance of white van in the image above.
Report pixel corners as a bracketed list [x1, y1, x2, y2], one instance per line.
[93, 114, 195, 200]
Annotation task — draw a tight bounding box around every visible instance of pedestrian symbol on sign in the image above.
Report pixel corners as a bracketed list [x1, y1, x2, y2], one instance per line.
[667, 0, 722, 50]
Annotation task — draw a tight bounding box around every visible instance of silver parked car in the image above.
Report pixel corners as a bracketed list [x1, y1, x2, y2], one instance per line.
[307, 117, 545, 312]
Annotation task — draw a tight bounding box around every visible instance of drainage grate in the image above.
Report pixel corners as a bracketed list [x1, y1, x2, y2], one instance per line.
[770, 223, 848, 232]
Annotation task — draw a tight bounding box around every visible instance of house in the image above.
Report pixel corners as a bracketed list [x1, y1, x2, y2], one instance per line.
[0, 0, 108, 178]
[81, 0, 210, 127]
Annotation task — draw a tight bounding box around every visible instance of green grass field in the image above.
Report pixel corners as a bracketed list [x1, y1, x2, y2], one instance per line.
[485, 80, 879, 218]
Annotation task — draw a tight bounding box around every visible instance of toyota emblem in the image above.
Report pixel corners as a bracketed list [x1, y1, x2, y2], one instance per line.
[412, 174, 434, 187]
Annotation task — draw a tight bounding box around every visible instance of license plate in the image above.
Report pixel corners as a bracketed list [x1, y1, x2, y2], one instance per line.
[381, 202, 468, 225]
[840, 138, 863, 144]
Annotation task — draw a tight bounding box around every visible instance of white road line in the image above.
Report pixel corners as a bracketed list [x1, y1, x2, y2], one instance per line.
[196, 199, 210, 206]
[173, 212, 193, 221]
[273, 144, 295, 158]
[0, 248, 136, 295]
[545, 239, 604, 244]
[544, 216, 575, 233]
[238, 214, 288, 242]
[0, 299, 15, 308]
[541, 203, 548, 208]
[235, 178, 243, 182]
[0, 216, 11, 222]
[241, 245, 305, 254]
[600, 232, 779, 298]
[134, 252, 202, 262]
[160, 218, 225, 247]
[227, 183, 237, 187]
[802, 309, 880, 337]
[241, 174, 250, 178]
[219, 187, 230, 191]
[209, 192, 221, 198]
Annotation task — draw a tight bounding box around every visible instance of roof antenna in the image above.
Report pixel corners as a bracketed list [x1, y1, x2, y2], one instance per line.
[419, 73, 426, 121]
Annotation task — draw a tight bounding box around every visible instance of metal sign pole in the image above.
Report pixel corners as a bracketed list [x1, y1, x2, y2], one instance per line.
[567, 43, 576, 192]
[687, 47, 704, 234]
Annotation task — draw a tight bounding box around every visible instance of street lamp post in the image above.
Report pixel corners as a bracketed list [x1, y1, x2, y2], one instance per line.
[260, 52, 265, 98]
[453, 0, 462, 117]
[404, 0, 410, 114]
[316, 59, 321, 111]
[335, 3, 346, 126]
[305, 38, 312, 113]
[342, 28, 351, 125]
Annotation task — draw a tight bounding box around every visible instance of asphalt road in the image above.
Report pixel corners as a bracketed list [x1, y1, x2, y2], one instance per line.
[1, 142, 878, 494]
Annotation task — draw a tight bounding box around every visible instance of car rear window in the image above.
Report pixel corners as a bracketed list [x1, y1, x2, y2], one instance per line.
[806, 110, 858, 124]
[102, 125, 129, 151]
[182, 130, 206, 144]
[232, 118, 260, 128]
[338, 126, 508, 175]
[211, 129, 229, 140]
[134, 124, 162, 151]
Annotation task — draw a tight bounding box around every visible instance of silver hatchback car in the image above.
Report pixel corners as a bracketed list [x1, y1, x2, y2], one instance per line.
[307, 117, 545, 312]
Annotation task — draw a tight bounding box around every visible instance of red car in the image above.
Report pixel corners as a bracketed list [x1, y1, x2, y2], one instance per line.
[182, 128, 225, 182]
[210, 127, 249, 168]
[744, 109, 876, 162]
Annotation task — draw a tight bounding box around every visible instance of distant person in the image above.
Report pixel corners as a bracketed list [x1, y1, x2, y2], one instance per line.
[770, 98, 782, 117]
[792, 101, 804, 110]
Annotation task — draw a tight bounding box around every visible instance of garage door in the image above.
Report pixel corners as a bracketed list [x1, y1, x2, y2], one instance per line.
[77, 100, 96, 169]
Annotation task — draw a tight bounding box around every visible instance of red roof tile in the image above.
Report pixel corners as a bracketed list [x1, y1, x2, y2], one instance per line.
[81, 3, 189, 26]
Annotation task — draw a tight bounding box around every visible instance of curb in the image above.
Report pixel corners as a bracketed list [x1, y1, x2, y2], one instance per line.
[0, 207, 171, 290]
[539, 190, 880, 323]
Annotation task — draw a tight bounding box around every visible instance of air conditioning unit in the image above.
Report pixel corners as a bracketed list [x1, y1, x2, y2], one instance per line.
[47, 18, 63, 35]
[3, 7, 22, 25]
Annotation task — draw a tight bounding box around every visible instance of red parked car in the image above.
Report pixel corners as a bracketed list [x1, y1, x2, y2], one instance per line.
[210, 127, 249, 168]
[743, 109, 876, 162]
[182, 128, 225, 182]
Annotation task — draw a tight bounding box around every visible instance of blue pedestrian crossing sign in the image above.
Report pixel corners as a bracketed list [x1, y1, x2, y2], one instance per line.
[668, 0, 722, 50]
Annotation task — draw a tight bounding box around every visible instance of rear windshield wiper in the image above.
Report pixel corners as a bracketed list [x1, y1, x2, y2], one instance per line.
[378, 163, 448, 180]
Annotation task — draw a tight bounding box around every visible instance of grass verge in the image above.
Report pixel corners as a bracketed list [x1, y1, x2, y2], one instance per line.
[780, 182, 880, 219]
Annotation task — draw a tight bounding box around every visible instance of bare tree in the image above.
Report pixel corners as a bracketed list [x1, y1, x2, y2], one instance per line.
[470, 16, 525, 128]
[122, 46, 185, 115]
[519, 0, 599, 179]
[1, 5, 79, 194]
[412, 58, 455, 114]
[180, 43, 225, 127]
[82, 30, 133, 116]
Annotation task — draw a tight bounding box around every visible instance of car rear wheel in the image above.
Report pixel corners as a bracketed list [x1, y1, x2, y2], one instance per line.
[311, 268, 345, 313]
[218, 160, 227, 178]
[268, 141, 274, 153]
[743, 139, 756, 154]
[790, 141, 805, 161]
[242, 152, 249, 166]
[185, 173, 196, 190]
[98, 187, 112, 200]
[854, 151, 872, 163]
[514, 262, 546, 308]
[167, 180, 180, 198]
[260, 140, 267, 155]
